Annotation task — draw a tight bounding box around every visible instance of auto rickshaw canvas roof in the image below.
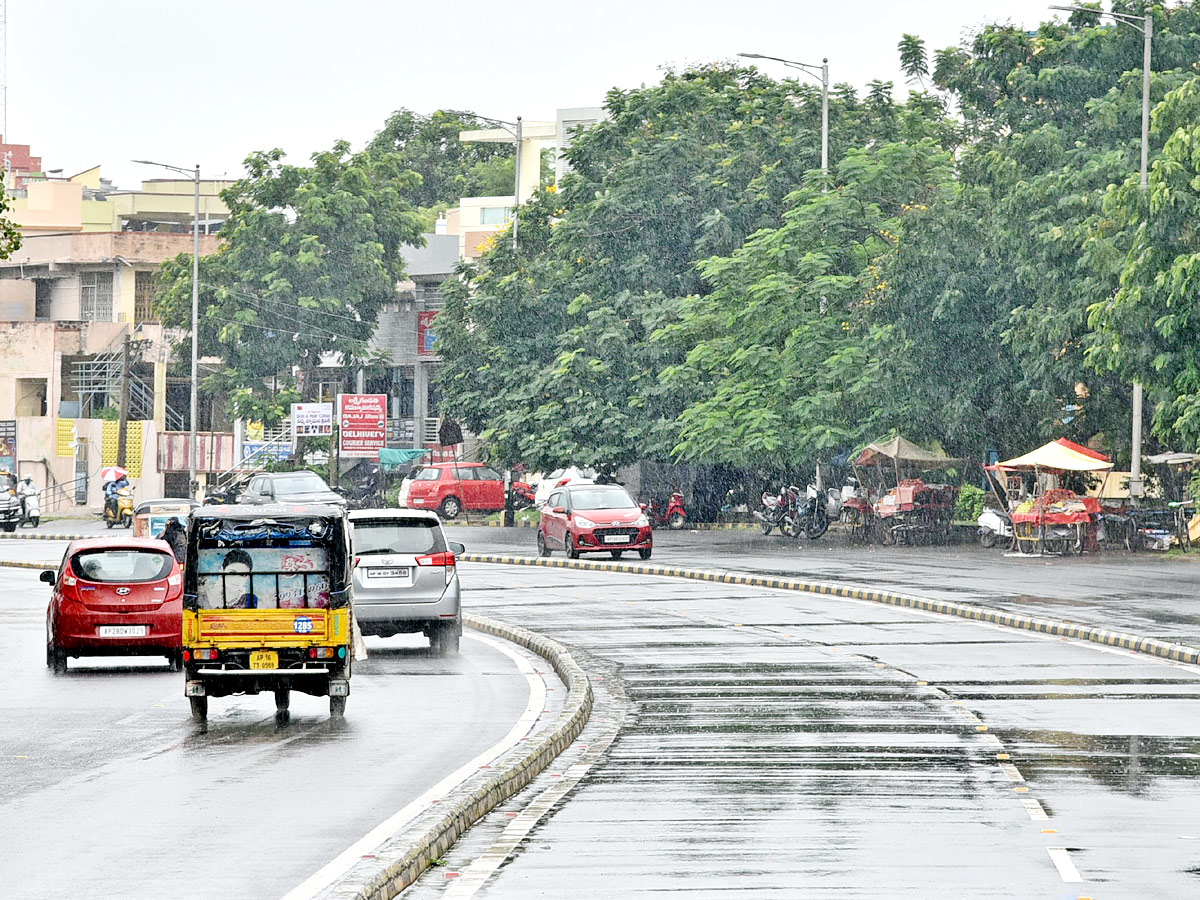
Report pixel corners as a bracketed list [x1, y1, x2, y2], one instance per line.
[134, 497, 201, 516]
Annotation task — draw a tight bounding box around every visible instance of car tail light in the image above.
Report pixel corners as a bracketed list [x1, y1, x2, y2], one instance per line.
[167, 573, 182, 587]
[416, 552, 456, 585]
[62, 574, 77, 587]
[192, 648, 219, 661]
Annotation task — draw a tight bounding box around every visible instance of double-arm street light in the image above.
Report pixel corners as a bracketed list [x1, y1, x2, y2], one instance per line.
[447, 111, 523, 250]
[1050, 5, 1153, 496]
[738, 52, 829, 185]
[133, 159, 201, 498]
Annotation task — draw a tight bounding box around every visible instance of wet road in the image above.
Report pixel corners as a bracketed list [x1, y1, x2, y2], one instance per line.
[0, 562, 547, 900]
[405, 561, 1200, 900]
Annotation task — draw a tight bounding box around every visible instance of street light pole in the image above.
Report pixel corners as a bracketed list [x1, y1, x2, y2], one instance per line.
[1049, 6, 1153, 496]
[739, 52, 830, 188]
[132, 159, 202, 498]
[448, 111, 524, 251]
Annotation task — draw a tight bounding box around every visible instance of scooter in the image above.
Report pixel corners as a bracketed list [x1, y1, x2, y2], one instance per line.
[104, 486, 134, 529]
[19, 487, 40, 528]
[641, 491, 688, 530]
[756, 486, 795, 536]
[977, 507, 1012, 549]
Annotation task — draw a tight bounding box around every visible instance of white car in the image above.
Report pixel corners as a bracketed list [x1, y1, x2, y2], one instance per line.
[533, 467, 597, 508]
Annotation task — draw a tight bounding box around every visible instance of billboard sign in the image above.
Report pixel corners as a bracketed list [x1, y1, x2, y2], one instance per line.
[417, 311, 439, 356]
[291, 402, 334, 440]
[338, 394, 388, 458]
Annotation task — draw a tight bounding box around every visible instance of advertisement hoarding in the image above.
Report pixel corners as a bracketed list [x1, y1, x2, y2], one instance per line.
[0, 420, 15, 473]
[417, 311, 439, 356]
[338, 394, 388, 458]
[291, 403, 334, 441]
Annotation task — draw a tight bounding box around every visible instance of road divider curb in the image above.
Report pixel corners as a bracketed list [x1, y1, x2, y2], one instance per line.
[0, 558, 56, 569]
[0, 532, 92, 541]
[335, 613, 593, 900]
[458, 553, 1200, 666]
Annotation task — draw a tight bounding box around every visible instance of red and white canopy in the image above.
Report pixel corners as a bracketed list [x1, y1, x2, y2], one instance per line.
[996, 439, 1112, 472]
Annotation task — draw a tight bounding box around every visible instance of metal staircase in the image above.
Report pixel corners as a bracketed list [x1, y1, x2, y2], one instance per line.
[71, 331, 186, 430]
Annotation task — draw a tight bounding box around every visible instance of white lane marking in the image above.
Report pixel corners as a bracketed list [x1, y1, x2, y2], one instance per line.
[1022, 797, 1049, 820]
[999, 763, 1025, 783]
[1046, 846, 1084, 882]
[277, 632, 548, 900]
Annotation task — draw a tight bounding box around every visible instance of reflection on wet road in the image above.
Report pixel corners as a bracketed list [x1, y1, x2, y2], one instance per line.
[409, 562, 1200, 900]
[0, 567, 539, 900]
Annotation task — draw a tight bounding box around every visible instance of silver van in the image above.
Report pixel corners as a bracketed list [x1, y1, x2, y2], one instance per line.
[348, 509, 464, 655]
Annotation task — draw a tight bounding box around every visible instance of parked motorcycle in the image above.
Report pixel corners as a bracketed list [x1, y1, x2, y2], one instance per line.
[204, 481, 244, 505]
[509, 481, 536, 511]
[756, 486, 794, 536]
[792, 484, 830, 540]
[641, 491, 688, 530]
[977, 507, 1013, 549]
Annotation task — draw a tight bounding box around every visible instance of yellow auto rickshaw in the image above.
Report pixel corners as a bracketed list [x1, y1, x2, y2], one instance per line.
[181, 503, 353, 722]
[133, 498, 200, 539]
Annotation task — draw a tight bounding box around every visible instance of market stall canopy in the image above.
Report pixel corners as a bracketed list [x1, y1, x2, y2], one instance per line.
[852, 436, 964, 469]
[998, 438, 1112, 472]
[1145, 451, 1200, 466]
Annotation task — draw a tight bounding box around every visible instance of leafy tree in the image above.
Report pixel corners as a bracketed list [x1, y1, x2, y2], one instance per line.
[0, 183, 20, 259]
[898, 34, 929, 87]
[158, 142, 423, 424]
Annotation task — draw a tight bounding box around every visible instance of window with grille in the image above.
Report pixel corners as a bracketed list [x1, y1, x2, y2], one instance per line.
[134, 271, 158, 323]
[80, 272, 114, 322]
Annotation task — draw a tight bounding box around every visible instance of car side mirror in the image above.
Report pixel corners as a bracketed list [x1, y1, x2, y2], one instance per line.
[448, 541, 465, 555]
[553, 506, 566, 514]
[40, 570, 55, 585]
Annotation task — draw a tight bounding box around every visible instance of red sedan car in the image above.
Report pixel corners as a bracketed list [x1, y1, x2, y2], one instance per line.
[43, 537, 184, 673]
[537, 483, 653, 560]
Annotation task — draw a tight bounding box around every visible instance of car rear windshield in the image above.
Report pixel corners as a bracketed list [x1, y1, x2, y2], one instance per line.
[569, 488, 637, 510]
[413, 468, 441, 481]
[72, 549, 173, 583]
[353, 519, 447, 555]
[270, 472, 330, 493]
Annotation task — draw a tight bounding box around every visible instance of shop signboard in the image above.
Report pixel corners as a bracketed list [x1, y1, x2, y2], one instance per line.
[338, 394, 388, 458]
[291, 403, 334, 440]
[417, 311, 439, 356]
[0, 420, 15, 472]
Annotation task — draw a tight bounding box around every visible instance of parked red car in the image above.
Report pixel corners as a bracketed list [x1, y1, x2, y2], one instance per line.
[43, 537, 184, 673]
[399, 462, 507, 519]
[537, 483, 653, 560]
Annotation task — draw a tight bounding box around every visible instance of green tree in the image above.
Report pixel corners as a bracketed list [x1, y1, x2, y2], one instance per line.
[898, 34, 929, 87]
[0, 182, 20, 260]
[157, 142, 423, 424]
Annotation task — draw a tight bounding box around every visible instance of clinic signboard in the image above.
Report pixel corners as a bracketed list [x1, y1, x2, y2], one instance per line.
[291, 403, 333, 441]
[337, 394, 387, 458]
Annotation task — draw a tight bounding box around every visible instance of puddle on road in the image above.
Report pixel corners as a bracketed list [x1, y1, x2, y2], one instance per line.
[1003, 728, 1200, 793]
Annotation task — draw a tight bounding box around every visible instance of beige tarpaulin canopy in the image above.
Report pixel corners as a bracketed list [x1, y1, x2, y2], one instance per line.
[852, 436, 965, 469]
[997, 438, 1112, 472]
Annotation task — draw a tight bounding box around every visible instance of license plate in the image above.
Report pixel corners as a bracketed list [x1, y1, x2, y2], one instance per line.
[249, 650, 278, 670]
[367, 567, 409, 578]
[603, 535, 631, 544]
[98, 625, 148, 637]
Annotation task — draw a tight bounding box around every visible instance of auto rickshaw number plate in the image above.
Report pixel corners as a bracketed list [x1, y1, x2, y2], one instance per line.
[250, 650, 278, 670]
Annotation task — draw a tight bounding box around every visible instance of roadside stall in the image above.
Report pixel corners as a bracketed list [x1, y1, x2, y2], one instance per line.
[851, 436, 966, 545]
[994, 439, 1111, 555]
[1126, 451, 1200, 551]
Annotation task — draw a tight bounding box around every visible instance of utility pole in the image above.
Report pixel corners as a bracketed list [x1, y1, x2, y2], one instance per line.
[116, 333, 131, 468]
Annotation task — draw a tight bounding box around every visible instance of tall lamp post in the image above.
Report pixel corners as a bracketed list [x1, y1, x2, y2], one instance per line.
[1049, 5, 1152, 496]
[448, 111, 523, 250]
[133, 159, 201, 498]
[739, 52, 829, 185]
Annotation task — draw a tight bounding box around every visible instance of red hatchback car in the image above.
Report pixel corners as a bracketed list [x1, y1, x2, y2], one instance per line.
[43, 537, 184, 673]
[537, 483, 653, 560]
[400, 462, 506, 519]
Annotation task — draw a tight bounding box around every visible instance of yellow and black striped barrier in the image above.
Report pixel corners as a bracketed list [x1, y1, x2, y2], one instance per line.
[0, 531, 94, 541]
[457, 552, 1200, 667]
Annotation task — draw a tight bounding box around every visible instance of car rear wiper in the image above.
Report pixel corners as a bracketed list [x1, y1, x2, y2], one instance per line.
[355, 548, 395, 556]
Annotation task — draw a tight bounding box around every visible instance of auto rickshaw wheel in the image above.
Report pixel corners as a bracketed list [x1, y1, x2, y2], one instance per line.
[274, 689, 290, 713]
[329, 695, 347, 718]
[167, 650, 183, 673]
[189, 696, 208, 722]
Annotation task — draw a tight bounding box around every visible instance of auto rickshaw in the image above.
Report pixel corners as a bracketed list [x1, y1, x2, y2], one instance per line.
[133, 498, 200, 539]
[181, 503, 353, 722]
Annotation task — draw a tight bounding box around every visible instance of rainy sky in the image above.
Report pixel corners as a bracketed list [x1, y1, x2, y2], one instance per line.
[16, 0, 1057, 189]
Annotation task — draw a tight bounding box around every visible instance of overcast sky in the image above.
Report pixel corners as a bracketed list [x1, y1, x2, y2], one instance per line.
[12, 0, 1061, 189]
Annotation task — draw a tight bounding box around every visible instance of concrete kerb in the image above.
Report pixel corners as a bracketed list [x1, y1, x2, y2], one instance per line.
[320, 613, 592, 900]
[458, 552, 1200, 667]
[0, 532, 94, 541]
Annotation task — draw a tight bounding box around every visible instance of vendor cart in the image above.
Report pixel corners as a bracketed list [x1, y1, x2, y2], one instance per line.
[993, 439, 1112, 556]
[852, 436, 966, 546]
